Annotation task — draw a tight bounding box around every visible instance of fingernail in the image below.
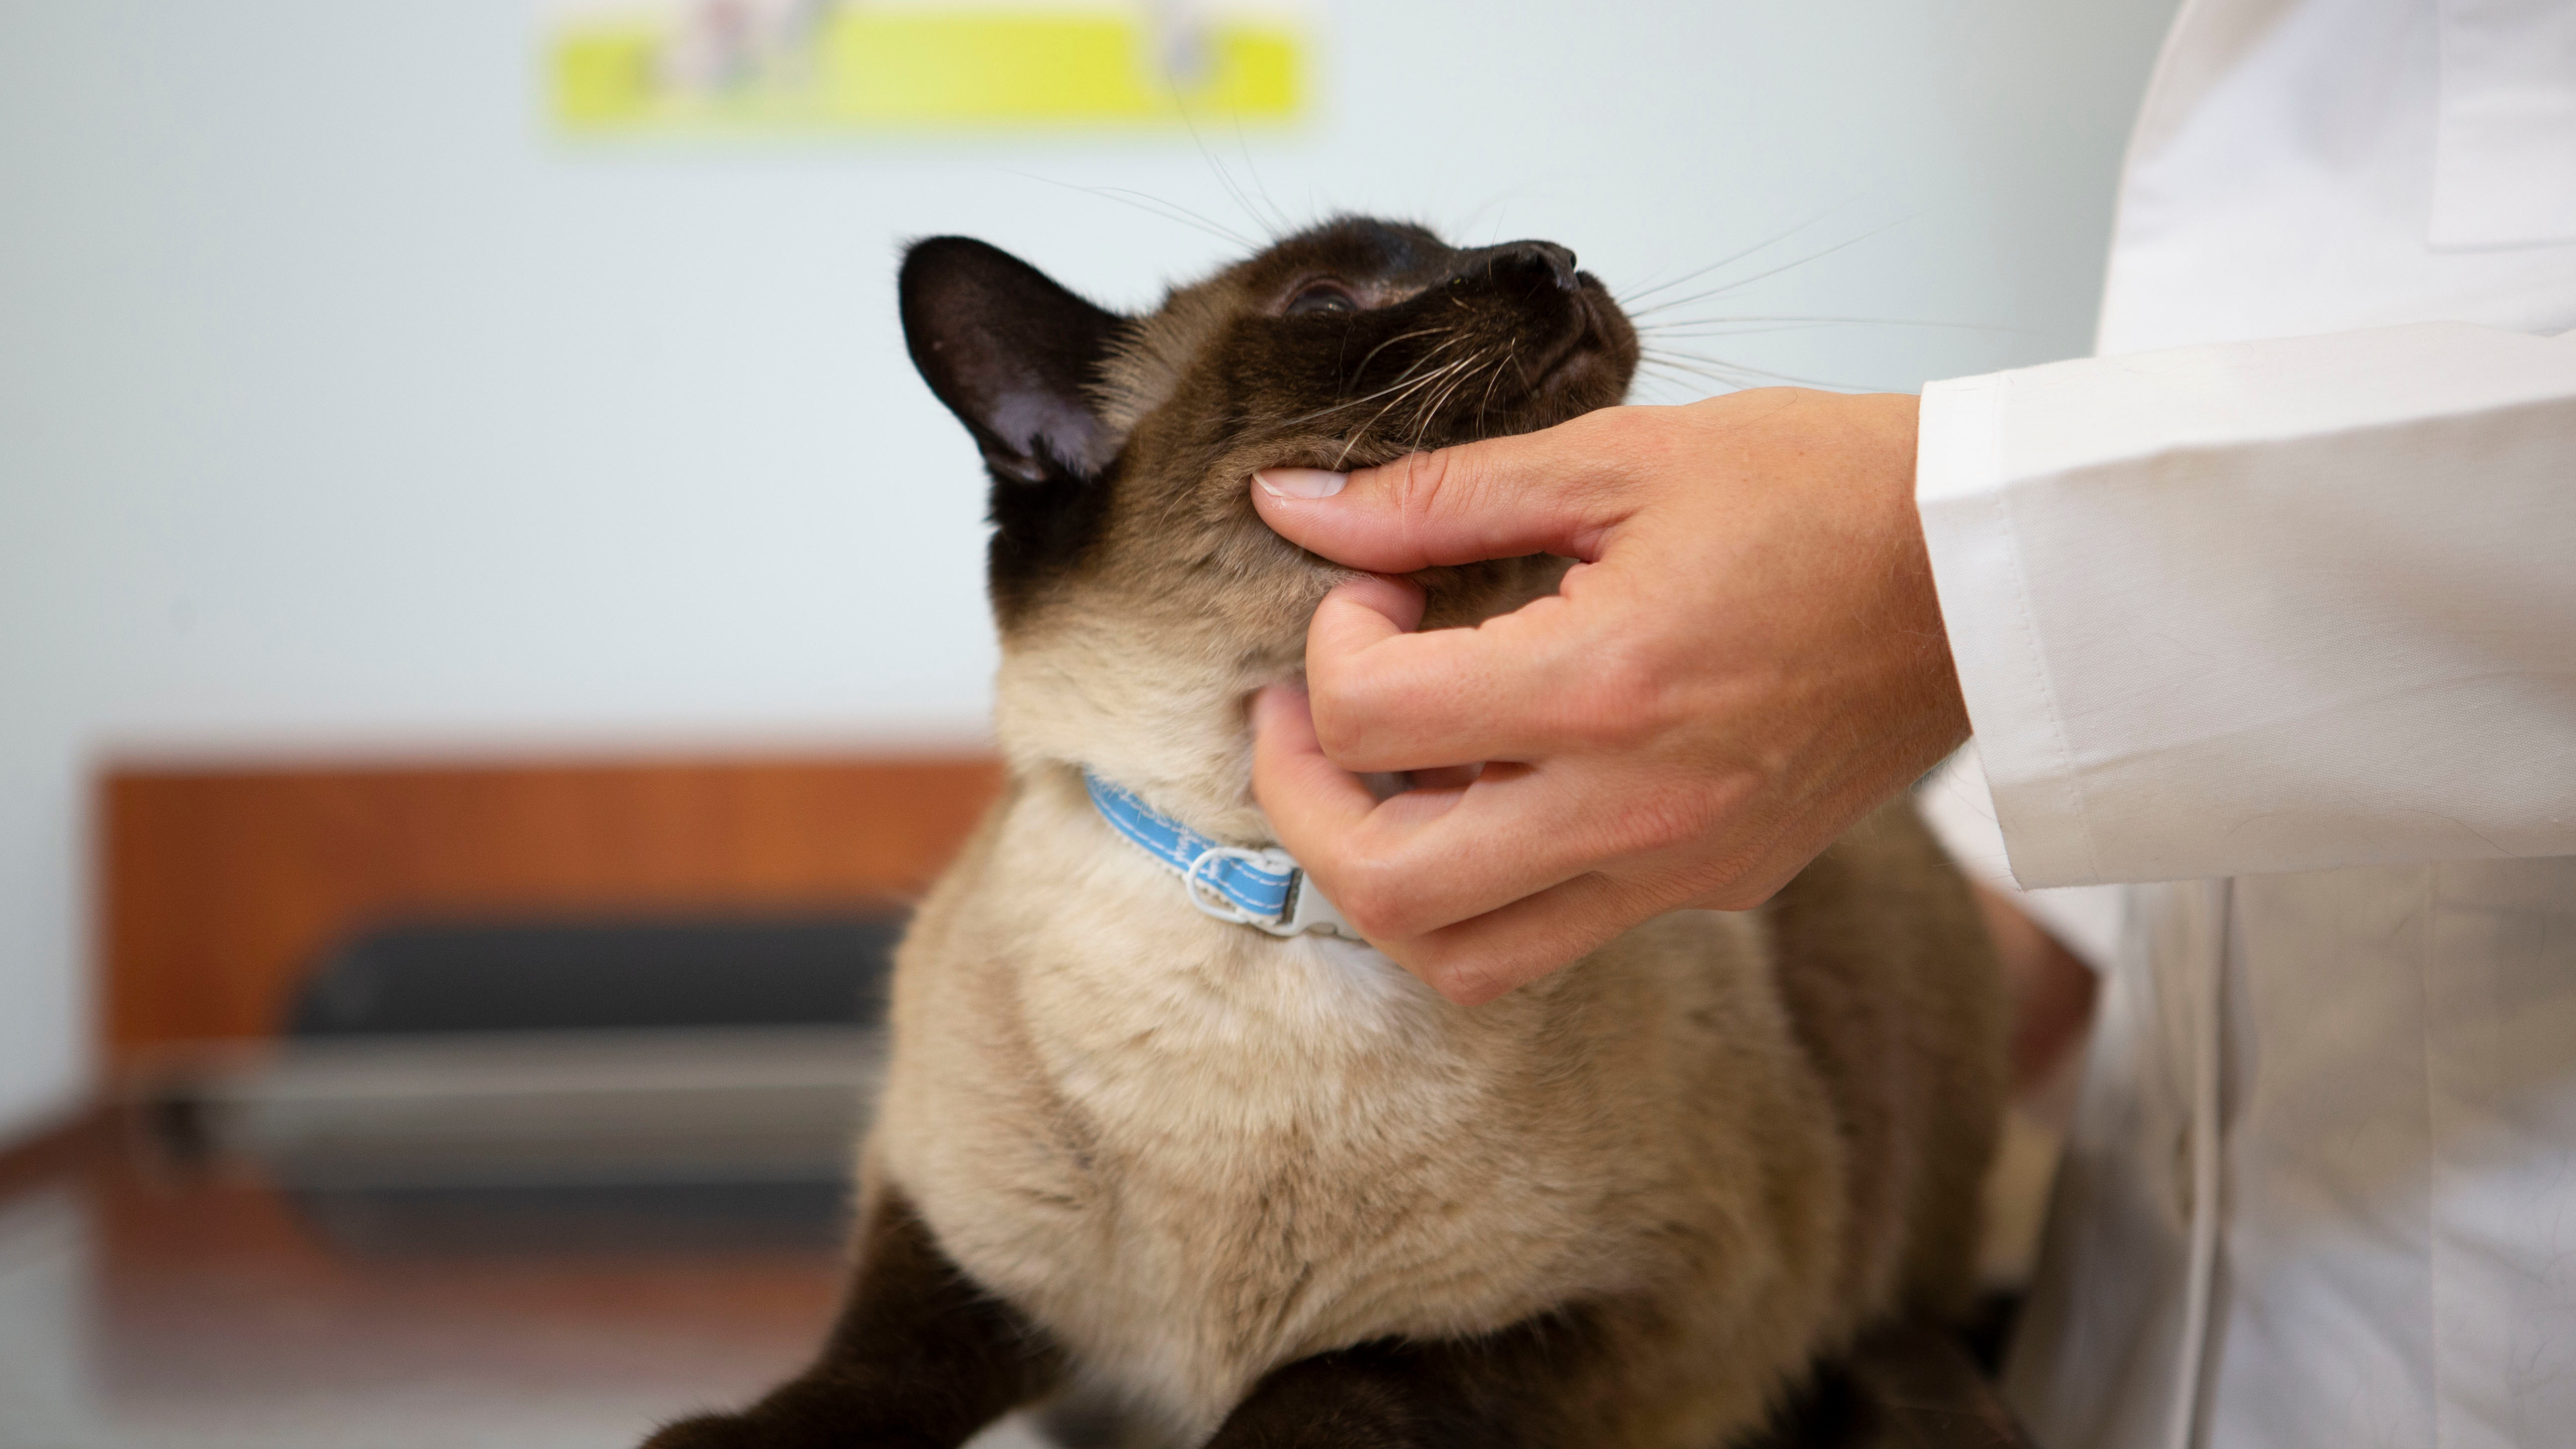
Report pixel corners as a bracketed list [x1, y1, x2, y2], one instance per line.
[1255, 468, 1346, 500]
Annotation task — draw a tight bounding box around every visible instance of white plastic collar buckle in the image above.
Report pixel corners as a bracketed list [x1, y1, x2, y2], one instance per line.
[1181, 846, 1356, 939]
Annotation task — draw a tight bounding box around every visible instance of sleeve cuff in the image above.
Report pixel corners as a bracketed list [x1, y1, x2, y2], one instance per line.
[1916, 374, 2101, 889]
[1917, 745, 2126, 975]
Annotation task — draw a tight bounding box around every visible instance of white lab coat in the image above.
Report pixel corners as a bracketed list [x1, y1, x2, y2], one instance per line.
[1910, 1, 2576, 1446]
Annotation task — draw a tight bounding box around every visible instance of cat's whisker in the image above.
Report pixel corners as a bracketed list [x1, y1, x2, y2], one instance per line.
[1635, 323, 1851, 342]
[1624, 214, 1920, 319]
[1615, 190, 1871, 306]
[1638, 322, 1964, 346]
[1638, 350, 1774, 381]
[1475, 341, 1518, 435]
[1373, 355, 1476, 423]
[1173, 102, 1283, 244]
[1329, 332, 1473, 417]
[1638, 348, 1865, 392]
[1364, 331, 1472, 383]
[1009, 174, 1262, 250]
[1282, 334, 1475, 429]
[1336, 356, 1477, 467]
[1411, 363, 1473, 448]
[1227, 113, 1299, 239]
[1340, 357, 1472, 440]
[1288, 368, 1452, 438]
[1275, 361, 1442, 430]
[1633, 313, 2025, 337]
[1635, 359, 1760, 397]
[1346, 327, 1464, 392]
[1409, 353, 1489, 450]
[1417, 347, 1511, 449]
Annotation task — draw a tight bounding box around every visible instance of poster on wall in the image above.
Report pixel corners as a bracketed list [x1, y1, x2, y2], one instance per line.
[543, 0, 1308, 133]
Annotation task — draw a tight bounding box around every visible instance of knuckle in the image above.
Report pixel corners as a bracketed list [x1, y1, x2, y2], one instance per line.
[1390, 448, 1468, 543]
[1561, 402, 1629, 446]
[1307, 675, 1391, 763]
[1699, 878, 1772, 912]
[1563, 709, 1637, 754]
[1309, 706, 1366, 763]
[1595, 405, 1652, 447]
[1564, 644, 1670, 749]
[1328, 854, 1423, 940]
[1684, 846, 1778, 911]
[1302, 678, 1358, 745]
[1589, 405, 1667, 472]
[1599, 657, 1665, 729]
[1606, 792, 1715, 857]
[1309, 657, 1433, 770]
[1415, 947, 1500, 1007]
[1614, 773, 1742, 860]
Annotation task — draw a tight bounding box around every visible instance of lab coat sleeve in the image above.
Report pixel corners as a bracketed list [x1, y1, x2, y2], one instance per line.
[1917, 321, 2576, 890]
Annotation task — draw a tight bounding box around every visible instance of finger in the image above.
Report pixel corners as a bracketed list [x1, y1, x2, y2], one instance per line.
[1251, 407, 1650, 573]
[1263, 705, 1746, 989]
[1393, 869, 1670, 1006]
[1304, 581, 1591, 771]
[1257, 673, 1540, 949]
[1250, 682, 1383, 862]
[1309, 572, 1427, 649]
[1295, 760, 1699, 945]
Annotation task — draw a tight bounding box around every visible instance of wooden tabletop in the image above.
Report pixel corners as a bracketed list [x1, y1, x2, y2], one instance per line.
[0, 1113, 2029, 1449]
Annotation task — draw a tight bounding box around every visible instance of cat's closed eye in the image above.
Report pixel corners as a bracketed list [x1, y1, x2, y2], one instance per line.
[1283, 279, 1360, 317]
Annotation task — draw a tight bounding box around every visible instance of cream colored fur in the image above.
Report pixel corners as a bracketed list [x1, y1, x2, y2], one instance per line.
[870, 698, 2000, 1445]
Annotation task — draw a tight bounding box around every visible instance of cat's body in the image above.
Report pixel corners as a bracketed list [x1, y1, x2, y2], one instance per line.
[647, 218, 2005, 1449]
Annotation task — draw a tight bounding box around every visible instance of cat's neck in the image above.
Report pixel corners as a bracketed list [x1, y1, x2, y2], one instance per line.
[992, 639, 1280, 849]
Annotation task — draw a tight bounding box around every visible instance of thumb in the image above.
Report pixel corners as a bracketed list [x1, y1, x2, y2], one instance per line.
[1250, 408, 1645, 574]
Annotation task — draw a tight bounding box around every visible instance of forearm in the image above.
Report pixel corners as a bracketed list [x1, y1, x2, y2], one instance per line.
[1920, 322, 2576, 888]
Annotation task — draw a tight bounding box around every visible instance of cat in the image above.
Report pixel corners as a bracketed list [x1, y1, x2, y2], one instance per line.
[643, 217, 2006, 1449]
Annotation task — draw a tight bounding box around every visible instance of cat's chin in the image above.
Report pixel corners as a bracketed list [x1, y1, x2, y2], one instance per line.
[1525, 351, 1630, 424]
[1515, 311, 1637, 426]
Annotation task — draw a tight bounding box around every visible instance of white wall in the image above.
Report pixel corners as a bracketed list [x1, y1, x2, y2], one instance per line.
[0, 0, 2180, 1141]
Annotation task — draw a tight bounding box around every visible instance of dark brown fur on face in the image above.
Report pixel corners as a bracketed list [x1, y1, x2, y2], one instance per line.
[643, 218, 2008, 1449]
[902, 218, 1637, 637]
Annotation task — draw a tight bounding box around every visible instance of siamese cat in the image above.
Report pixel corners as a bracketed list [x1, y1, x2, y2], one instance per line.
[645, 218, 2005, 1449]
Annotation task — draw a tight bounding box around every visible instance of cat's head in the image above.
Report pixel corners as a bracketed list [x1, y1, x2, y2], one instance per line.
[898, 216, 1637, 822]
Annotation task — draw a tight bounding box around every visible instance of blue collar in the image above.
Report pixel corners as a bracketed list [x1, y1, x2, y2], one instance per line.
[1083, 773, 1354, 938]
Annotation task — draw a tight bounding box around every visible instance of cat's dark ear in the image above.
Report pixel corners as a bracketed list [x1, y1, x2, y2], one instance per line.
[900, 237, 1124, 485]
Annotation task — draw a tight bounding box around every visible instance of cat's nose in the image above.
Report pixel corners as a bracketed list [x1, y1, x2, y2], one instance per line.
[1486, 241, 1580, 293]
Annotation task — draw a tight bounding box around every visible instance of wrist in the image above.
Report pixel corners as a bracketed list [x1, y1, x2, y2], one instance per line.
[1870, 390, 1969, 763]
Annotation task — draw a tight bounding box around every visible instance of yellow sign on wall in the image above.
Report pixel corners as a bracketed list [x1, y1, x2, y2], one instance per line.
[547, 1, 1305, 132]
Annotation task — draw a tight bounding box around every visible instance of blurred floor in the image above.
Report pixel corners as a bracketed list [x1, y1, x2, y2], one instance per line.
[0, 1117, 1045, 1449]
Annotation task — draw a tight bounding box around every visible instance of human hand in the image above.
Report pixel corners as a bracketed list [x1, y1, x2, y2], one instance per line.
[1249, 388, 1968, 1005]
